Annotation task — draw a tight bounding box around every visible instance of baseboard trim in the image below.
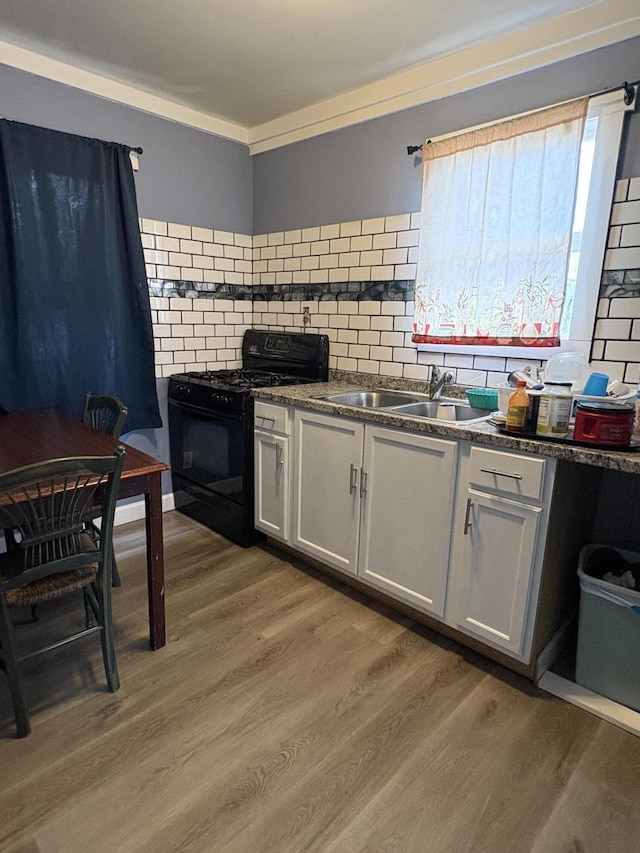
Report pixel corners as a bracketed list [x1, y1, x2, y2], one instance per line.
[114, 493, 175, 526]
[538, 670, 640, 737]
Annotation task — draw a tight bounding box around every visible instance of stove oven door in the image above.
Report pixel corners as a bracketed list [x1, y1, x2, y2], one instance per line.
[168, 398, 258, 547]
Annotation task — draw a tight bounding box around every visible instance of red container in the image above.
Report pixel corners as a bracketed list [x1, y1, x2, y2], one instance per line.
[573, 401, 634, 446]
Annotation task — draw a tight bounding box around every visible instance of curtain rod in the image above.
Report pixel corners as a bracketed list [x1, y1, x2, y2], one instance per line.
[0, 116, 144, 155]
[406, 79, 638, 155]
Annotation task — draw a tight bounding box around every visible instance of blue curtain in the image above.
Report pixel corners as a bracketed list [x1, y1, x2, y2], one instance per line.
[0, 120, 161, 431]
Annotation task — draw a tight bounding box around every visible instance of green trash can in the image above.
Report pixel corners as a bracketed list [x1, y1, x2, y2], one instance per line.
[576, 544, 640, 713]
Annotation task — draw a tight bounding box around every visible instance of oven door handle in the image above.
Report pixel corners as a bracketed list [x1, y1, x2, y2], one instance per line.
[168, 398, 243, 422]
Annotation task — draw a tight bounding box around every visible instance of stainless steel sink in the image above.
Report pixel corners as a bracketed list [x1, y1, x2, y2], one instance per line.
[318, 389, 426, 408]
[315, 389, 490, 423]
[390, 401, 489, 422]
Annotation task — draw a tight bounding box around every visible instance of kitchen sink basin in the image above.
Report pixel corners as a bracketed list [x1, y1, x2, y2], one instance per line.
[316, 389, 490, 423]
[318, 389, 425, 408]
[390, 401, 489, 422]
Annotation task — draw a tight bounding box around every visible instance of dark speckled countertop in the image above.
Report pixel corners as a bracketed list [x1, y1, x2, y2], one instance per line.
[253, 370, 640, 475]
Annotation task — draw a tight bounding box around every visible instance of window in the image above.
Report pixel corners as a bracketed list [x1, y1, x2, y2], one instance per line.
[413, 90, 635, 359]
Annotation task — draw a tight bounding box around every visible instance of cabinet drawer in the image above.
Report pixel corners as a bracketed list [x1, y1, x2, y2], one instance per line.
[254, 401, 289, 435]
[469, 446, 546, 501]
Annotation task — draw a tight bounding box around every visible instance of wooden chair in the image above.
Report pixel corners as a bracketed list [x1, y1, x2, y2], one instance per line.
[0, 447, 126, 738]
[82, 392, 128, 588]
[82, 392, 128, 440]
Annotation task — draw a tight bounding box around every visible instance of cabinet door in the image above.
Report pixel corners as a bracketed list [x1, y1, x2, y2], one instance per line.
[254, 431, 289, 542]
[292, 411, 364, 574]
[454, 489, 541, 655]
[359, 426, 457, 618]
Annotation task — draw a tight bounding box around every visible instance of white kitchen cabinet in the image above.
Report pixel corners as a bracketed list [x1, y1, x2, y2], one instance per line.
[292, 409, 364, 574]
[448, 444, 554, 660]
[359, 425, 457, 618]
[256, 400, 598, 673]
[254, 402, 291, 542]
[291, 410, 457, 614]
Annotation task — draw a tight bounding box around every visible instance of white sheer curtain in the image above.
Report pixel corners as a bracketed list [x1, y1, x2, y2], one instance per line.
[413, 98, 588, 347]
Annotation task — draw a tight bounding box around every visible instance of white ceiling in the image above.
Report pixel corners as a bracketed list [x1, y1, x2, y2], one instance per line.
[0, 0, 639, 151]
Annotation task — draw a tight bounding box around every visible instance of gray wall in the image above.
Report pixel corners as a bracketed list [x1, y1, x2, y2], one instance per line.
[0, 64, 252, 233]
[253, 36, 640, 234]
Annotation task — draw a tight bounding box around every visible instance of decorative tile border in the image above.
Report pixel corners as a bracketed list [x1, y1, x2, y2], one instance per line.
[600, 269, 640, 297]
[148, 279, 414, 302]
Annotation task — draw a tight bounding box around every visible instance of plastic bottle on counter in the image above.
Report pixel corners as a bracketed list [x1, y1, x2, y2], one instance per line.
[506, 380, 530, 433]
[536, 381, 573, 437]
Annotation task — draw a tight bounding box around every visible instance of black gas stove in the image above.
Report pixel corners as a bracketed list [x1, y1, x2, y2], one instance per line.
[168, 330, 329, 546]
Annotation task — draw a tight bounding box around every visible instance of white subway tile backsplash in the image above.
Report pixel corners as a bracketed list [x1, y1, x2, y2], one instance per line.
[311, 240, 330, 255]
[604, 247, 640, 270]
[329, 268, 349, 283]
[215, 230, 235, 245]
[301, 226, 320, 242]
[614, 179, 629, 202]
[360, 250, 383, 266]
[339, 252, 360, 267]
[156, 236, 181, 252]
[180, 239, 203, 254]
[394, 264, 416, 279]
[610, 201, 640, 226]
[371, 266, 394, 281]
[320, 224, 340, 240]
[168, 223, 191, 239]
[621, 224, 640, 247]
[359, 217, 384, 235]
[349, 316, 371, 330]
[385, 214, 410, 232]
[145, 180, 640, 385]
[397, 229, 420, 248]
[604, 340, 640, 362]
[393, 347, 417, 364]
[383, 248, 408, 266]
[381, 331, 405, 347]
[594, 318, 632, 339]
[370, 316, 394, 331]
[373, 232, 397, 250]
[142, 218, 168, 236]
[340, 221, 362, 238]
[379, 361, 403, 377]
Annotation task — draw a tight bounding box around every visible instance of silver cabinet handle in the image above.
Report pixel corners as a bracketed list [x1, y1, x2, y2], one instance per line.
[276, 443, 284, 468]
[360, 469, 368, 497]
[480, 467, 522, 481]
[349, 463, 358, 495]
[463, 497, 473, 535]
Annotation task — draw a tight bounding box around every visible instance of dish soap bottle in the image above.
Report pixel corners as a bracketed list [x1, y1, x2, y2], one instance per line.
[506, 380, 530, 433]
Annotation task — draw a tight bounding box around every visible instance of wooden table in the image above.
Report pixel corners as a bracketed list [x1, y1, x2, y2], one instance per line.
[0, 410, 169, 650]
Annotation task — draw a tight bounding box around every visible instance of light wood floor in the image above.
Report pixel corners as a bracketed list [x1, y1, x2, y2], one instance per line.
[1, 511, 640, 853]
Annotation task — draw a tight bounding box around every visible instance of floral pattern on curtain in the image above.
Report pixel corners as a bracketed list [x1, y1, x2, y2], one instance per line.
[412, 98, 588, 347]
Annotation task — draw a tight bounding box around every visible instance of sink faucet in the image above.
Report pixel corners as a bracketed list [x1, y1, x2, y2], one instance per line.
[428, 365, 453, 400]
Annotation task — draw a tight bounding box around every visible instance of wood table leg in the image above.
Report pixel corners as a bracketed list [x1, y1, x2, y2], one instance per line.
[145, 471, 166, 649]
